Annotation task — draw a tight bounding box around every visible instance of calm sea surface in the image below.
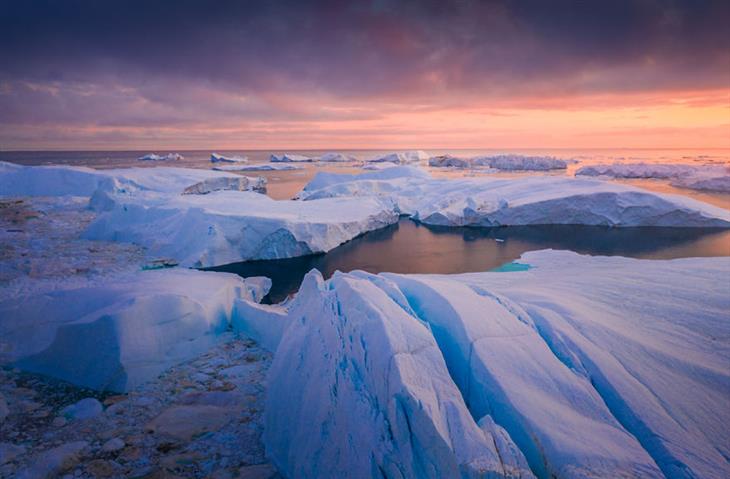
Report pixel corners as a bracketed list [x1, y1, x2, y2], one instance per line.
[3, 148, 729, 301]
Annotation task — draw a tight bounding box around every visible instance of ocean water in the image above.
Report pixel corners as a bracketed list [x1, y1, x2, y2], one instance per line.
[3, 148, 729, 300]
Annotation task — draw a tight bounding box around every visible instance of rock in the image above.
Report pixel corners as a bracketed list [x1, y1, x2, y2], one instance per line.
[0, 393, 8, 422]
[0, 442, 26, 465]
[85, 459, 115, 477]
[145, 405, 230, 441]
[237, 464, 278, 479]
[101, 438, 125, 453]
[15, 441, 88, 479]
[52, 416, 68, 427]
[61, 398, 103, 421]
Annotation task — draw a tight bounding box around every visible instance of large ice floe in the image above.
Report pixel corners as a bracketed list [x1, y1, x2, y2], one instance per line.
[214, 163, 303, 172]
[367, 150, 429, 164]
[210, 152, 248, 163]
[298, 166, 730, 228]
[234, 250, 729, 479]
[429, 154, 568, 171]
[576, 163, 730, 193]
[270, 153, 315, 163]
[0, 268, 270, 392]
[137, 153, 183, 161]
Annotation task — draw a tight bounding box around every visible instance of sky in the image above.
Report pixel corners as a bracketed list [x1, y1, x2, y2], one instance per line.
[0, 0, 728, 150]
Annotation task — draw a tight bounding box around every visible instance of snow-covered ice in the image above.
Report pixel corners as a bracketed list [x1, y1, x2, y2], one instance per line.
[210, 153, 248, 163]
[671, 173, 730, 193]
[317, 152, 358, 162]
[234, 251, 729, 478]
[428, 154, 567, 170]
[137, 153, 183, 161]
[367, 150, 429, 164]
[85, 190, 398, 267]
[298, 167, 730, 228]
[0, 268, 267, 392]
[243, 270, 534, 479]
[214, 163, 303, 172]
[270, 153, 314, 163]
[181, 176, 267, 195]
[576, 163, 709, 179]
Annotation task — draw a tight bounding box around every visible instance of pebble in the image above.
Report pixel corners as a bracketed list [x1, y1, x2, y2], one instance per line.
[101, 437, 125, 453]
[61, 397, 104, 421]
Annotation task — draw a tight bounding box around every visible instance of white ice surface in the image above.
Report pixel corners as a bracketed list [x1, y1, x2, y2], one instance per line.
[367, 150, 429, 164]
[210, 153, 248, 163]
[0, 268, 267, 392]
[298, 167, 730, 227]
[270, 153, 315, 163]
[85, 190, 398, 267]
[233, 251, 729, 478]
[213, 163, 303, 171]
[428, 155, 567, 171]
[246, 270, 534, 479]
[137, 153, 183, 161]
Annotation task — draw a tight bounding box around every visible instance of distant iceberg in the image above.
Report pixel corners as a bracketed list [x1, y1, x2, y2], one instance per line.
[576, 162, 730, 193]
[270, 153, 314, 163]
[233, 251, 730, 478]
[137, 153, 183, 161]
[214, 163, 303, 172]
[210, 152, 248, 163]
[428, 154, 568, 171]
[317, 152, 358, 162]
[367, 150, 429, 164]
[299, 167, 730, 228]
[672, 172, 730, 193]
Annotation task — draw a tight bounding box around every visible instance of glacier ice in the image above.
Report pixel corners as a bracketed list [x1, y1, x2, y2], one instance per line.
[214, 163, 303, 172]
[243, 270, 534, 478]
[428, 154, 567, 171]
[270, 153, 315, 163]
[137, 153, 183, 161]
[210, 153, 248, 163]
[233, 251, 729, 478]
[367, 150, 429, 164]
[298, 167, 730, 227]
[0, 268, 267, 392]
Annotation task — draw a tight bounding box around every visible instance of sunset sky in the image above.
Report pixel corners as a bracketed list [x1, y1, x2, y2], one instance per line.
[1, 0, 728, 150]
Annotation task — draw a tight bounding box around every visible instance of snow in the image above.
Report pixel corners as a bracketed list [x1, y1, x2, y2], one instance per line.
[242, 270, 533, 478]
[0, 162, 264, 198]
[361, 162, 398, 170]
[210, 153, 248, 163]
[576, 163, 710, 179]
[0, 268, 266, 392]
[181, 176, 267, 195]
[672, 173, 730, 193]
[428, 154, 568, 170]
[298, 169, 730, 228]
[472, 154, 568, 171]
[269, 153, 314, 163]
[85, 190, 398, 267]
[234, 251, 729, 478]
[137, 153, 183, 161]
[317, 152, 358, 162]
[214, 163, 303, 172]
[367, 150, 429, 164]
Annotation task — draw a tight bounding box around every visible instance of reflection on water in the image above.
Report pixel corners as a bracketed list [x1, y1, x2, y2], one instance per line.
[206, 219, 730, 303]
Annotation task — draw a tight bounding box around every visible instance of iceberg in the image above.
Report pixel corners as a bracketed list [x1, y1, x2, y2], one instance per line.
[367, 150, 429, 164]
[0, 163, 265, 198]
[137, 153, 183, 161]
[428, 155, 567, 170]
[298, 168, 730, 228]
[472, 155, 567, 171]
[181, 176, 267, 195]
[361, 162, 398, 170]
[384, 251, 730, 478]
[0, 268, 268, 392]
[233, 251, 729, 478]
[317, 152, 358, 162]
[214, 163, 303, 172]
[84, 190, 398, 267]
[240, 270, 533, 479]
[270, 153, 314, 163]
[671, 173, 730, 193]
[210, 153, 248, 163]
[576, 163, 712, 179]
[429, 155, 472, 168]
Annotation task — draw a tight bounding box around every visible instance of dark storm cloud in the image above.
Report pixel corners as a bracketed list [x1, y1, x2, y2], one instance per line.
[0, 0, 728, 136]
